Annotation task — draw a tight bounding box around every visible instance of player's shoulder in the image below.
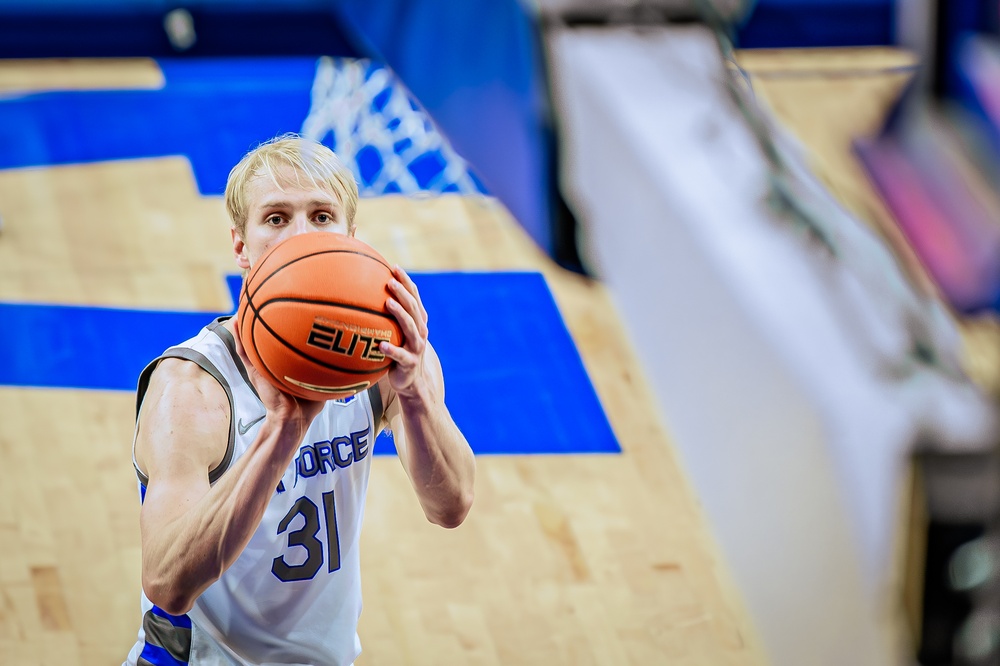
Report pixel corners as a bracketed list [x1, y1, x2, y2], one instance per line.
[153, 355, 220, 384]
[144, 357, 229, 418]
[136, 356, 233, 482]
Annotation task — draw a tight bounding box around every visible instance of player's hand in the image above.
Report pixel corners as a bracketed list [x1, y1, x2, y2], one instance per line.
[231, 317, 325, 432]
[381, 266, 433, 399]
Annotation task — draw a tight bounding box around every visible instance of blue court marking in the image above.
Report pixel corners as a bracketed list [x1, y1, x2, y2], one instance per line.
[0, 56, 486, 198]
[0, 57, 317, 195]
[0, 272, 619, 456]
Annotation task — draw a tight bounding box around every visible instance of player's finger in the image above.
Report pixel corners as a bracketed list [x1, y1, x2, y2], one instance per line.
[393, 266, 428, 324]
[378, 341, 415, 367]
[387, 281, 428, 341]
[386, 297, 426, 354]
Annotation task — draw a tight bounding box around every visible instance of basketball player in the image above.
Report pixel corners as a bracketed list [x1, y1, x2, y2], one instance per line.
[124, 135, 476, 666]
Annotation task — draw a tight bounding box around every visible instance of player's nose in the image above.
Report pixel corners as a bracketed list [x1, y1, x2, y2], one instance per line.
[288, 214, 312, 236]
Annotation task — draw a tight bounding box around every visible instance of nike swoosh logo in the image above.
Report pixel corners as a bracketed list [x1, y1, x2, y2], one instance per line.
[237, 414, 266, 435]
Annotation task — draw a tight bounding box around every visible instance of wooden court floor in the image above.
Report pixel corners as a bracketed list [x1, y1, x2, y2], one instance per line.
[0, 48, 974, 665]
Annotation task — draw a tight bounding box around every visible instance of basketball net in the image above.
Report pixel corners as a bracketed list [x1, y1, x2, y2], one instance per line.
[301, 57, 483, 197]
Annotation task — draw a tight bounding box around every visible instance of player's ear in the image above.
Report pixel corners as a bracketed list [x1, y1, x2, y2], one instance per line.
[232, 227, 250, 270]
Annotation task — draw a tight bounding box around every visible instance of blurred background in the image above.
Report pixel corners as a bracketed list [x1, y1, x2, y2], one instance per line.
[2, 0, 1000, 665]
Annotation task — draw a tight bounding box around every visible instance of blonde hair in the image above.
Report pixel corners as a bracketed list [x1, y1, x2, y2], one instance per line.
[225, 134, 359, 237]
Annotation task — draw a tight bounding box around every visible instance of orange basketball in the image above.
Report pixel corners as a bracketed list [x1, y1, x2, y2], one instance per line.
[237, 232, 403, 401]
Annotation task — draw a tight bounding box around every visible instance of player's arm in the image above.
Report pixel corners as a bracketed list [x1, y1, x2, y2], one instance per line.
[135, 357, 319, 615]
[379, 266, 475, 528]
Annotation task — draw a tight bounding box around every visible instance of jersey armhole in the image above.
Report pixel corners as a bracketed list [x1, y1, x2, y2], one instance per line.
[133, 349, 237, 487]
[367, 383, 384, 432]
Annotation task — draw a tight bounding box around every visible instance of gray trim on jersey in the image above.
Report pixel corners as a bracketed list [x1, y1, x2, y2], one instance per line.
[367, 384, 384, 429]
[208, 317, 261, 402]
[138, 609, 192, 665]
[133, 348, 237, 488]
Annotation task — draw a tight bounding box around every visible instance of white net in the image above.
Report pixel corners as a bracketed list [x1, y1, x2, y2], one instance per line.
[301, 56, 485, 197]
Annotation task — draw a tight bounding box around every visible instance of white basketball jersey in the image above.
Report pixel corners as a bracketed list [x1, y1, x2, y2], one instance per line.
[125, 317, 383, 666]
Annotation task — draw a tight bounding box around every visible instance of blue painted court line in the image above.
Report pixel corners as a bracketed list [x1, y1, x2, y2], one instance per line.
[0, 57, 317, 195]
[0, 272, 619, 456]
[0, 57, 486, 199]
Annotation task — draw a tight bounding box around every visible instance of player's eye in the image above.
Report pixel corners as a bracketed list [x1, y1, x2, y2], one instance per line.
[315, 213, 332, 225]
[266, 215, 284, 226]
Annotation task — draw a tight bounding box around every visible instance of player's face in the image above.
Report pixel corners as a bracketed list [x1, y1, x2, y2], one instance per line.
[233, 167, 352, 270]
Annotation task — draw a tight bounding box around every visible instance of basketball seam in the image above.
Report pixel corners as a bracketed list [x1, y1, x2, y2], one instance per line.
[247, 307, 394, 376]
[246, 248, 391, 304]
[257, 297, 398, 320]
[239, 279, 252, 340]
[248, 313, 290, 390]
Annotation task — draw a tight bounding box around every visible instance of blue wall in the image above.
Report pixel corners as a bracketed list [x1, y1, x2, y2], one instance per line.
[737, 0, 895, 48]
[330, 1, 555, 259]
[0, 1, 357, 58]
